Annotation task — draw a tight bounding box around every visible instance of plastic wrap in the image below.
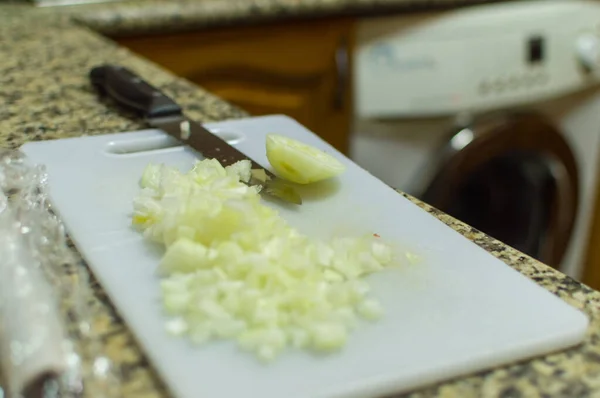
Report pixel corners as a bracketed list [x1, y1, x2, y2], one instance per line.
[0, 149, 122, 398]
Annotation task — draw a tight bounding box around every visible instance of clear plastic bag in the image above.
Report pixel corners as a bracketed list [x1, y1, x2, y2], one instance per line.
[0, 149, 121, 398]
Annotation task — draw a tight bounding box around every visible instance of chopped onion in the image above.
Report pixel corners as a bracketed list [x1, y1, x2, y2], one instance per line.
[132, 159, 395, 362]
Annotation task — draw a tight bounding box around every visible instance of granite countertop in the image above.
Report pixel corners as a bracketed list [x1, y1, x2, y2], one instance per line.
[2, 1, 600, 397]
[57, 0, 516, 36]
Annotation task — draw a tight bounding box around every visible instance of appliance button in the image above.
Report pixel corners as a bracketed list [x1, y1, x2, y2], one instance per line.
[493, 79, 505, 93]
[479, 81, 491, 95]
[531, 72, 548, 85]
[507, 76, 519, 90]
[523, 74, 535, 87]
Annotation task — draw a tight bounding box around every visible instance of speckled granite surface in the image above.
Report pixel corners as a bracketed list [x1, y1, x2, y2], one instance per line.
[1, 2, 600, 398]
[64, 0, 518, 37]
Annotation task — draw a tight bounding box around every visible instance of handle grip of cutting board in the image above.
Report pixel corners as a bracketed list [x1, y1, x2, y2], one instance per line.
[89, 64, 183, 119]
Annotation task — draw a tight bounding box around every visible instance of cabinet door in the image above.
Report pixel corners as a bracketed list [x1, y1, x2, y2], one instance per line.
[116, 19, 354, 153]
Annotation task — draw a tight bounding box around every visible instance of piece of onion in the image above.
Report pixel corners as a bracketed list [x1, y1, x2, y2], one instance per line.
[132, 159, 395, 362]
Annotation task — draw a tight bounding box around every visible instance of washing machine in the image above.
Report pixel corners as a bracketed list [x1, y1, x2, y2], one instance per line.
[351, 0, 600, 279]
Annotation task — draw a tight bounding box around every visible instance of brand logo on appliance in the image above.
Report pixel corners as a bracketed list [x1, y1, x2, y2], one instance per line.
[369, 43, 436, 71]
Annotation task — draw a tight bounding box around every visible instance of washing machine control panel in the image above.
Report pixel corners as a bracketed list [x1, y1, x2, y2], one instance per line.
[355, 0, 600, 118]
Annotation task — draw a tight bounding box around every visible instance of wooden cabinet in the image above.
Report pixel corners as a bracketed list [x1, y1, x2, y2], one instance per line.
[115, 19, 355, 153]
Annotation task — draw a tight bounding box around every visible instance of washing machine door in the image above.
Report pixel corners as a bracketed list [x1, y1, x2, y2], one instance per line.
[420, 111, 578, 268]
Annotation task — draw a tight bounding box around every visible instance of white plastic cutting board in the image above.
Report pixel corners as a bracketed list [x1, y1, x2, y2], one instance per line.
[21, 115, 588, 398]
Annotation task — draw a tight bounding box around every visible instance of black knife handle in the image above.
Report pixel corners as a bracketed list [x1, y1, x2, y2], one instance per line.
[90, 64, 183, 119]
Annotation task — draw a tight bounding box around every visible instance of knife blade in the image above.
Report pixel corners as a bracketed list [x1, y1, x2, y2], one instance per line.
[89, 64, 302, 205]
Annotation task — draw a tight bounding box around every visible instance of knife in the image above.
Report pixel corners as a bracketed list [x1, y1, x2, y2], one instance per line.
[89, 64, 302, 205]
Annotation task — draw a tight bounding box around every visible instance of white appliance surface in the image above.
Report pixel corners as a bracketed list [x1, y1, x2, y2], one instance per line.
[352, 0, 600, 279]
[355, 0, 600, 117]
[22, 115, 588, 398]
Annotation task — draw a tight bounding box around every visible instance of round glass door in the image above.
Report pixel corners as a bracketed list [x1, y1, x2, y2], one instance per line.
[420, 111, 579, 268]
